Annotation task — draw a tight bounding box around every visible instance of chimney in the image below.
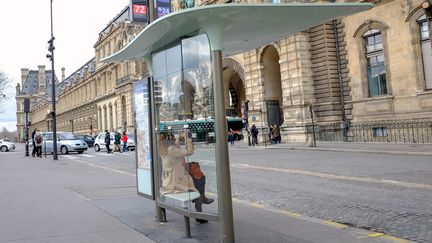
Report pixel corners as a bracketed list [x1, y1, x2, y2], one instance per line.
[21, 68, 29, 87]
[38, 65, 46, 95]
[61, 67, 65, 81]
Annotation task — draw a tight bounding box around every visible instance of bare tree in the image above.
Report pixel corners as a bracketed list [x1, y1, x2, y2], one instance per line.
[0, 127, 18, 142]
[0, 71, 11, 107]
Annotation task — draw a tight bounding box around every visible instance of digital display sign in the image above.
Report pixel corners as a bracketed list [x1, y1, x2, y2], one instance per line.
[157, 0, 171, 18]
[131, 0, 148, 23]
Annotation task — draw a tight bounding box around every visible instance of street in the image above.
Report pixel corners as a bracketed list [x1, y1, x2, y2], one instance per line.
[3, 143, 431, 242]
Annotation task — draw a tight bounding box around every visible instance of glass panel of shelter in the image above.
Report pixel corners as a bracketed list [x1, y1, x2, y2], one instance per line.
[153, 34, 218, 216]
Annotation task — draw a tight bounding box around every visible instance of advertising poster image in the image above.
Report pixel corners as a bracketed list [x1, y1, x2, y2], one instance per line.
[133, 78, 153, 197]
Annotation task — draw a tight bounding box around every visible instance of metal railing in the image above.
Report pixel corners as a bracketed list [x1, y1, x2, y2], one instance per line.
[305, 120, 432, 144]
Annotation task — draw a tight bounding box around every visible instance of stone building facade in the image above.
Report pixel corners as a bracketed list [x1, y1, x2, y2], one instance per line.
[15, 65, 59, 142]
[218, 0, 432, 143]
[16, 6, 147, 140]
[17, 0, 432, 143]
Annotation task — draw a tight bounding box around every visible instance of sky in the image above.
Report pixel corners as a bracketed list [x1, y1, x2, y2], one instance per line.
[0, 0, 130, 131]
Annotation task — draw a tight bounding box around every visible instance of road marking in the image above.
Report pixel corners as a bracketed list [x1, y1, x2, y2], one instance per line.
[72, 159, 136, 177]
[98, 153, 113, 156]
[382, 235, 409, 243]
[358, 233, 385, 238]
[231, 163, 432, 190]
[282, 210, 302, 217]
[79, 154, 96, 158]
[66, 156, 77, 160]
[323, 220, 348, 229]
[250, 202, 266, 208]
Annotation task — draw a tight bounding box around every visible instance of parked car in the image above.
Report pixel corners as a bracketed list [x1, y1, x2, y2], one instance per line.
[94, 132, 135, 152]
[75, 135, 95, 147]
[94, 132, 115, 152]
[0, 139, 16, 152]
[40, 132, 88, 154]
[126, 134, 135, 151]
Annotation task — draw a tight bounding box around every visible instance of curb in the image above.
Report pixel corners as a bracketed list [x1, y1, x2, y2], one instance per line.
[231, 144, 432, 156]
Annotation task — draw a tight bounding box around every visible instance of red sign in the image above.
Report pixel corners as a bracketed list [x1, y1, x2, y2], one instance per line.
[133, 4, 147, 15]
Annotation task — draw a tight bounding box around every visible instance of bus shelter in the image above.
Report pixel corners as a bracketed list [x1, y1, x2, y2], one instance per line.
[103, 3, 371, 241]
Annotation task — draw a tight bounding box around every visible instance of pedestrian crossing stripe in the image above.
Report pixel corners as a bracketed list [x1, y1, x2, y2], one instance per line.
[79, 154, 96, 158]
[98, 153, 113, 156]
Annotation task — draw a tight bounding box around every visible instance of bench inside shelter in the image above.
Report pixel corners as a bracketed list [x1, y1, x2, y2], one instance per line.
[160, 191, 201, 237]
[161, 191, 200, 209]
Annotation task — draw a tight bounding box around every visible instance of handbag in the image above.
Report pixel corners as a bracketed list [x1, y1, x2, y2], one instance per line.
[188, 162, 204, 180]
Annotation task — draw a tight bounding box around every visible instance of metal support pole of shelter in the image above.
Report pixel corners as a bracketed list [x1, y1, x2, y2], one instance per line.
[184, 216, 191, 238]
[212, 50, 235, 242]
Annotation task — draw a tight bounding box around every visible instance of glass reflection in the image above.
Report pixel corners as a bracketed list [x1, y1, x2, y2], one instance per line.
[153, 34, 218, 216]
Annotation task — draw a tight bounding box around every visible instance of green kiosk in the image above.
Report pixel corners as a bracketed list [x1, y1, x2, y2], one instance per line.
[103, 3, 372, 242]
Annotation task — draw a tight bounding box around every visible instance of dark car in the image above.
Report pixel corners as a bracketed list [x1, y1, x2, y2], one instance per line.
[75, 135, 95, 147]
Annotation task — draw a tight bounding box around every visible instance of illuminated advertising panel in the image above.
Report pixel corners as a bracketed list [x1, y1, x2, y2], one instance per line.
[134, 78, 153, 198]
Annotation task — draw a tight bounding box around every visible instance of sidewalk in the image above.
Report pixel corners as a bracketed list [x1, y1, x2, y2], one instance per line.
[235, 141, 432, 156]
[0, 150, 411, 243]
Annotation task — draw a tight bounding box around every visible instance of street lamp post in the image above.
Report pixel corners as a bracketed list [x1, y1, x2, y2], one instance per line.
[70, 119, 74, 133]
[47, 0, 58, 160]
[89, 117, 93, 135]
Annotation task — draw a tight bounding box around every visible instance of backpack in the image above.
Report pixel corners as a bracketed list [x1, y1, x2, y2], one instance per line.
[35, 134, 42, 143]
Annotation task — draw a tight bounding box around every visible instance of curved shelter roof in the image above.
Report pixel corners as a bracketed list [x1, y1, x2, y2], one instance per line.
[103, 3, 372, 62]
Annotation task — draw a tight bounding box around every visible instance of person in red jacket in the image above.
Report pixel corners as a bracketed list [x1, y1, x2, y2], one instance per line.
[121, 132, 128, 152]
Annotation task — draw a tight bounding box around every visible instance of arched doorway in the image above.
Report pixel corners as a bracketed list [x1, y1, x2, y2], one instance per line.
[109, 104, 113, 131]
[222, 59, 246, 118]
[182, 81, 195, 119]
[121, 96, 127, 132]
[261, 45, 283, 127]
[103, 105, 108, 131]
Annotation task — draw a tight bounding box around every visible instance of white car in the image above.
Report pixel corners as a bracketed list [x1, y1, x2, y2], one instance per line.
[94, 132, 135, 152]
[0, 139, 16, 152]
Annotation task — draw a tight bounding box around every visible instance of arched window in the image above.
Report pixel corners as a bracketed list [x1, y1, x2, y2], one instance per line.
[109, 104, 113, 131]
[363, 29, 387, 96]
[417, 15, 432, 89]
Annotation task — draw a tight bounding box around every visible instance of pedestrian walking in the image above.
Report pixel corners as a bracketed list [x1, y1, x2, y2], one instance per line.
[104, 130, 112, 153]
[227, 129, 234, 145]
[269, 125, 274, 144]
[251, 124, 259, 146]
[34, 129, 43, 158]
[114, 130, 121, 152]
[122, 132, 128, 152]
[31, 128, 37, 157]
[272, 124, 281, 144]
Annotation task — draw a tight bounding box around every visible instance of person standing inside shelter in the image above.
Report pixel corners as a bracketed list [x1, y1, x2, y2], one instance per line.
[104, 130, 112, 153]
[34, 129, 43, 158]
[158, 130, 214, 223]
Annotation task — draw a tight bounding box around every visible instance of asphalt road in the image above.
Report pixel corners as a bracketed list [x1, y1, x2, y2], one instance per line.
[23, 143, 432, 243]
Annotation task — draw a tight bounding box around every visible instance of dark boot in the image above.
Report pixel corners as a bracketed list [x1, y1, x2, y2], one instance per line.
[202, 196, 214, 204]
[195, 218, 208, 224]
[194, 196, 202, 212]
